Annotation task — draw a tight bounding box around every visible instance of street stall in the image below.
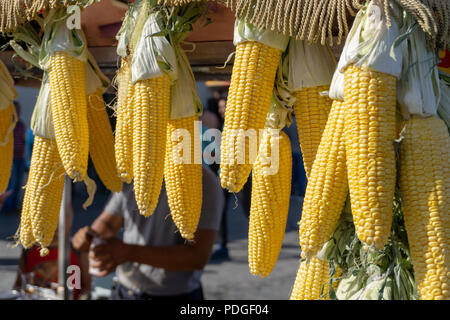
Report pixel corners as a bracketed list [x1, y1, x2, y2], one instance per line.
[0, 0, 449, 301]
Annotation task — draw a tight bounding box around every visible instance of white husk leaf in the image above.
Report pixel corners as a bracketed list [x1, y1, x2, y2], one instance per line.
[116, 0, 142, 57]
[335, 273, 365, 300]
[397, 17, 440, 118]
[287, 40, 336, 91]
[233, 18, 289, 51]
[438, 80, 450, 129]
[337, 0, 403, 77]
[85, 51, 110, 95]
[39, 9, 88, 71]
[31, 73, 55, 140]
[328, 66, 345, 101]
[170, 45, 202, 119]
[131, 12, 178, 83]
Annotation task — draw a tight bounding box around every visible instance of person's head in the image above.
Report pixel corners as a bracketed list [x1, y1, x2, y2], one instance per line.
[218, 98, 227, 119]
[14, 101, 21, 117]
[212, 90, 221, 100]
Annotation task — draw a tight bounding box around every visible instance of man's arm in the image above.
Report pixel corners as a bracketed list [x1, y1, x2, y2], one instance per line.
[72, 211, 123, 252]
[89, 228, 218, 277]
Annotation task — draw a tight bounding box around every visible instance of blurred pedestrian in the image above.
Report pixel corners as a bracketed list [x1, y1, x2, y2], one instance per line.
[3, 101, 26, 214]
[72, 165, 225, 300]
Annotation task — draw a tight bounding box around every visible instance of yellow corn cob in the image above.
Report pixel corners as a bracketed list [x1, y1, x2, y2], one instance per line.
[133, 76, 171, 217]
[220, 41, 281, 193]
[0, 104, 14, 192]
[26, 137, 65, 256]
[290, 256, 342, 300]
[87, 90, 123, 193]
[115, 58, 134, 183]
[248, 130, 292, 277]
[164, 116, 202, 240]
[399, 116, 450, 300]
[343, 65, 397, 250]
[18, 180, 34, 249]
[299, 100, 348, 258]
[293, 86, 333, 177]
[49, 51, 89, 182]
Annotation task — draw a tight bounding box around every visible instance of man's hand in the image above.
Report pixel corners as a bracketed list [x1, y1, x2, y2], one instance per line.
[89, 238, 128, 277]
[72, 226, 96, 252]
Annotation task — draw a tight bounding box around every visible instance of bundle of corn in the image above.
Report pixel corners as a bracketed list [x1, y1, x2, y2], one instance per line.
[219, 18, 289, 193]
[163, 3, 207, 240]
[0, 0, 99, 33]
[284, 40, 336, 177]
[18, 70, 65, 256]
[248, 96, 292, 277]
[337, 0, 404, 251]
[0, 59, 18, 193]
[396, 17, 449, 300]
[8, 10, 99, 255]
[85, 53, 122, 193]
[119, 0, 178, 217]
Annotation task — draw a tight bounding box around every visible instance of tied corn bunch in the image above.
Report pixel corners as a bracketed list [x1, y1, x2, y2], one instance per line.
[115, 0, 207, 238]
[8, 6, 103, 255]
[114, 0, 209, 236]
[115, 0, 175, 217]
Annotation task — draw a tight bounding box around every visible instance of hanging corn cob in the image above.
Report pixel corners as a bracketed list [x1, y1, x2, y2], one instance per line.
[163, 3, 206, 239]
[28, 136, 66, 256]
[399, 117, 449, 300]
[0, 59, 18, 193]
[248, 96, 292, 277]
[114, 1, 141, 184]
[285, 40, 336, 177]
[85, 53, 123, 193]
[128, 2, 177, 217]
[219, 18, 289, 193]
[146, 2, 207, 238]
[339, 0, 403, 250]
[114, 57, 135, 184]
[290, 256, 342, 300]
[299, 100, 349, 259]
[397, 18, 449, 300]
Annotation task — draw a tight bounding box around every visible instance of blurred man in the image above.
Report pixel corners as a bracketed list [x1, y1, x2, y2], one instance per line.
[3, 102, 26, 214]
[72, 165, 225, 300]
